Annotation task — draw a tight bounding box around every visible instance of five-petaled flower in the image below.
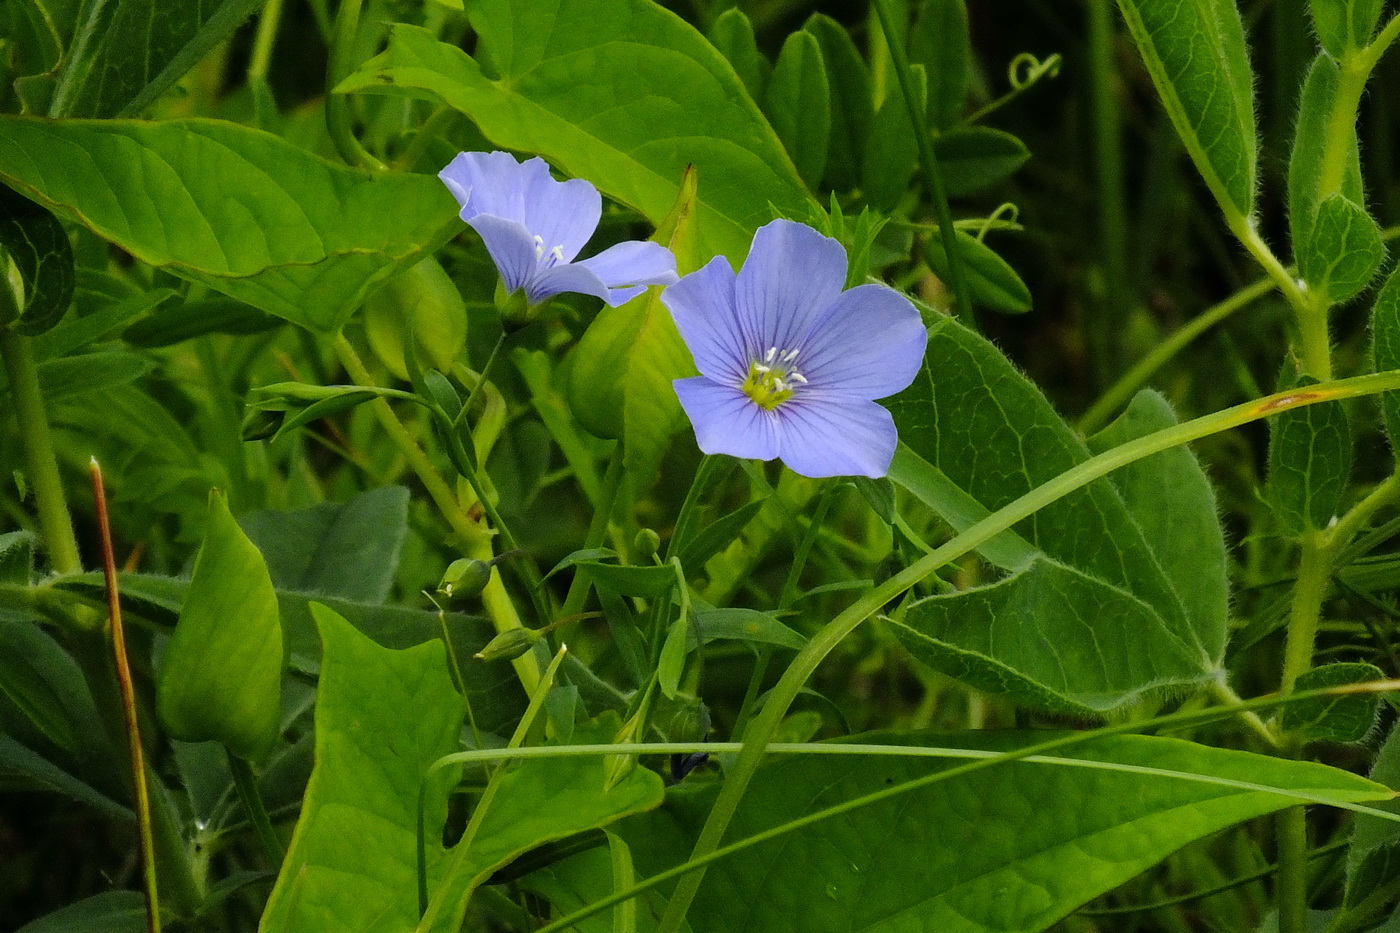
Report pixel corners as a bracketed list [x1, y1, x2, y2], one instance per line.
[439, 151, 679, 307]
[663, 220, 927, 478]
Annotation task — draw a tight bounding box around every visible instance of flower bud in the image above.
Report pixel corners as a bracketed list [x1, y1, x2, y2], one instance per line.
[240, 407, 284, 441]
[438, 558, 491, 605]
[474, 626, 540, 662]
[633, 528, 661, 561]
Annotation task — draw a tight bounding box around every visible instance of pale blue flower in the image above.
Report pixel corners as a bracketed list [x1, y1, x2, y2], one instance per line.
[439, 151, 678, 307]
[663, 220, 927, 478]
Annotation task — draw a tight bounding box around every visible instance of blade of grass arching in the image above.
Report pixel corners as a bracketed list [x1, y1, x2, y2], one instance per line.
[654, 367, 1400, 933]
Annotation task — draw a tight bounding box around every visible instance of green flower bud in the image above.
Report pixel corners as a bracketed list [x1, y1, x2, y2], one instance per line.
[438, 558, 492, 605]
[633, 528, 661, 561]
[240, 407, 285, 441]
[474, 626, 540, 662]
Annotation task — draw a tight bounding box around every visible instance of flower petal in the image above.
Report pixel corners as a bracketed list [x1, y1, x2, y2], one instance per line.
[674, 377, 780, 461]
[775, 397, 898, 478]
[577, 240, 679, 289]
[661, 255, 747, 384]
[439, 151, 530, 222]
[518, 158, 601, 262]
[465, 214, 540, 295]
[798, 284, 928, 399]
[525, 262, 614, 306]
[735, 220, 847, 356]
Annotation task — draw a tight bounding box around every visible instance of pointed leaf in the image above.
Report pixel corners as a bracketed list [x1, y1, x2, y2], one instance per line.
[805, 13, 873, 192]
[910, 0, 971, 129]
[1289, 53, 1365, 254]
[924, 228, 1032, 313]
[1312, 0, 1384, 57]
[0, 116, 458, 333]
[706, 8, 767, 102]
[765, 31, 830, 189]
[1282, 661, 1383, 743]
[1267, 370, 1352, 534]
[0, 183, 74, 336]
[1299, 193, 1385, 304]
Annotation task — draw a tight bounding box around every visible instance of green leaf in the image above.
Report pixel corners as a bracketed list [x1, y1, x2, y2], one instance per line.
[2, 0, 81, 83]
[238, 486, 410, 604]
[13, 890, 145, 933]
[804, 13, 873, 192]
[678, 499, 768, 572]
[337, 4, 811, 262]
[923, 228, 1032, 313]
[0, 531, 36, 585]
[577, 561, 677, 599]
[934, 127, 1031, 197]
[1114, 0, 1257, 220]
[1347, 719, 1400, 905]
[156, 490, 283, 760]
[894, 558, 1203, 713]
[1086, 390, 1230, 664]
[910, 0, 971, 129]
[0, 117, 459, 333]
[363, 256, 467, 381]
[706, 8, 767, 102]
[692, 607, 806, 651]
[0, 183, 75, 336]
[1311, 0, 1384, 57]
[36, 287, 176, 360]
[0, 734, 130, 820]
[1289, 54, 1366, 254]
[420, 717, 666, 933]
[50, 0, 266, 118]
[0, 619, 85, 752]
[886, 317, 1219, 714]
[37, 350, 154, 400]
[121, 294, 278, 348]
[259, 604, 465, 933]
[1299, 193, 1385, 303]
[621, 732, 1390, 933]
[1282, 661, 1383, 743]
[863, 63, 925, 212]
[1372, 265, 1400, 452]
[764, 31, 830, 190]
[1267, 370, 1352, 534]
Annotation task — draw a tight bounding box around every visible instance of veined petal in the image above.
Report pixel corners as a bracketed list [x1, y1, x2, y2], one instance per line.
[439, 151, 530, 222]
[519, 158, 601, 262]
[674, 378, 780, 461]
[799, 284, 928, 399]
[661, 256, 747, 384]
[735, 220, 846, 356]
[775, 397, 898, 478]
[466, 214, 540, 295]
[526, 263, 616, 306]
[577, 240, 679, 289]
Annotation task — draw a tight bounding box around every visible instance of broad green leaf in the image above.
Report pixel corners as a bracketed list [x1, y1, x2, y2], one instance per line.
[894, 557, 1202, 713]
[886, 317, 1218, 713]
[706, 8, 767, 102]
[337, 2, 811, 262]
[805, 13, 873, 192]
[238, 486, 410, 604]
[0, 183, 75, 336]
[157, 490, 283, 760]
[1299, 193, 1385, 303]
[1282, 661, 1383, 742]
[1267, 370, 1351, 534]
[923, 228, 1032, 313]
[259, 604, 465, 933]
[419, 718, 667, 933]
[1311, 0, 1384, 56]
[935, 126, 1031, 197]
[1115, 0, 1257, 220]
[621, 732, 1390, 933]
[13, 890, 145, 933]
[765, 31, 830, 190]
[1373, 265, 1400, 451]
[910, 0, 970, 129]
[1289, 54, 1366, 255]
[55, 569, 527, 735]
[863, 63, 925, 212]
[363, 257, 467, 381]
[1086, 390, 1229, 663]
[50, 0, 266, 118]
[0, 117, 458, 333]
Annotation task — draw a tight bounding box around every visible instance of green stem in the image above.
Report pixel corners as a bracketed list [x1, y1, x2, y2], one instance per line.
[869, 0, 974, 329]
[560, 448, 625, 619]
[325, 0, 387, 172]
[247, 0, 284, 84]
[665, 455, 727, 563]
[1087, 0, 1130, 381]
[1281, 530, 1329, 696]
[227, 751, 285, 866]
[1, 328, 81, 574]
[1277, 806, 1310, 933]
[653, 368, 1400, 933]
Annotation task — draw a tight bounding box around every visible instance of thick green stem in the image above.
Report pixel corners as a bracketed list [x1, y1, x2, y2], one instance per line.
[325, 0, 386, 172]
[1, 328, 81, 574]
[1087, 0, 1131, 381]
[1277, 806, 1310, 933]
[1281, 531, 1329, 696]
[870, 0, 974, 330]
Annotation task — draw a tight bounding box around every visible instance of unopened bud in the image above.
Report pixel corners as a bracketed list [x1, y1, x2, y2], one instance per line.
[474, 627, 540, 662]
[240, 407, 285, 441]
[633, 528, 661, 561]
[438, 558, 491, 605]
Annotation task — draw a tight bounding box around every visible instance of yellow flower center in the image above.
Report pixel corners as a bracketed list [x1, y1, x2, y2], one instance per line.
[740, 347, 806, 411]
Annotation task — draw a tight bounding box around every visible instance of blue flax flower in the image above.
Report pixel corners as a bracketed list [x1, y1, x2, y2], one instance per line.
[439, 151, 678, 307]
[663, 220, 927, 478]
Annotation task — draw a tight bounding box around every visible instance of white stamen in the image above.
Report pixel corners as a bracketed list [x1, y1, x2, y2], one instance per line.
[533, 235, 545, 259]
[753, 364, 771, 374]
[765, 347, 777, 363]
[789, 372, 808, 385]
[551, 245, 565, 262]
[781, 349, 799, 363]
